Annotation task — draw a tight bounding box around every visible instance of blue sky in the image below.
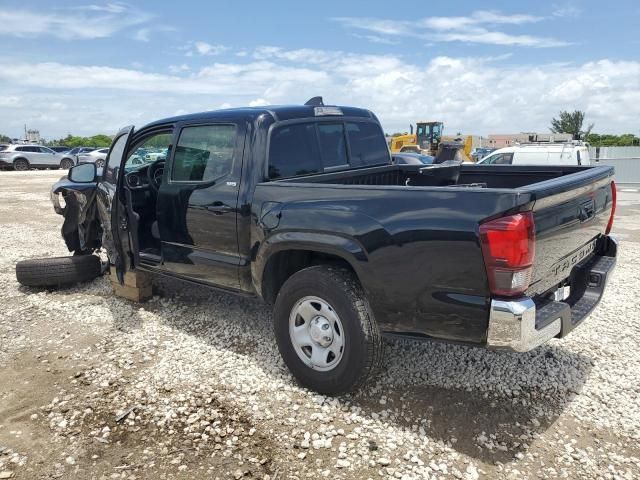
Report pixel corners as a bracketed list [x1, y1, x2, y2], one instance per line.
[0, 0, 638, 139]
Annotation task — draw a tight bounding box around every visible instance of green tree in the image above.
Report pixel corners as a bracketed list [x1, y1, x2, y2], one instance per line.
[550, 110, 594, 140]
[586, 133, 640, 146]
[0, 134, 11, 143]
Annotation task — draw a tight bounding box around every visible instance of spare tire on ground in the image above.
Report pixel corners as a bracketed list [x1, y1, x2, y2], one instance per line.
[16, 255, 102, 288]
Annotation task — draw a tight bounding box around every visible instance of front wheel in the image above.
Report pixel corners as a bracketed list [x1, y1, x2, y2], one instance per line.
[273, 265, 383, 395]
[13, 158, 29, 171]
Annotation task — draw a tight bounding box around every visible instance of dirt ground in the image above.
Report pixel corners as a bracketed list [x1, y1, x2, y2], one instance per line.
[1, 170, 639, 480]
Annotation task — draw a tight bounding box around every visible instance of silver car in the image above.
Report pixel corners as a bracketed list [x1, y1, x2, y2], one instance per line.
[0, 144, 76, 170]
[77, 148, 110, 168]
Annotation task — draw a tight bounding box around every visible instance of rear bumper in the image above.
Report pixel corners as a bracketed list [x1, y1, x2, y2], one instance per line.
[487, 235, 618, 352]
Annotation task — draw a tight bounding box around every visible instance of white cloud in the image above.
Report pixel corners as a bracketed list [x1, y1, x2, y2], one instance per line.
[552, 4, 582, 18]
[168, 64, 191, 74]
[0, 95, 21, 107]
[351, 34, 400, 45]
[249, 98, 270, 107]
[0, 50, 638, 138]
[133, 28, 151, 42]
[188, 41, 229, 56]
[0, 4, 152, 40]
[333, 10, 570, 48]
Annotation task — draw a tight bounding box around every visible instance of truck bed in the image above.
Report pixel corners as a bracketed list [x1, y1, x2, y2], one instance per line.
[260, 162, 615, 343]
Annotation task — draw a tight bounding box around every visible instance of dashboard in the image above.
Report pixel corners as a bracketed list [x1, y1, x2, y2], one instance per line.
[124, 160, 165, 191]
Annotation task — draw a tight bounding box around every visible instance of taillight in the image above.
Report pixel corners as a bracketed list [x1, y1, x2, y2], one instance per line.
[605, 180, 616, 235]
[479, 211, 535, 297]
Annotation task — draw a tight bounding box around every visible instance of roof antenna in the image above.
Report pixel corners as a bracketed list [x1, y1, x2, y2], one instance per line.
[304, 96, 324, 106]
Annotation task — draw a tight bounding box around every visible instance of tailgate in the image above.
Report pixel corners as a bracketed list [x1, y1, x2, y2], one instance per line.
[526, 166, 615, 296]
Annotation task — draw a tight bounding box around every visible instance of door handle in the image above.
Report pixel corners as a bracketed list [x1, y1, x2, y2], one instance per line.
[206, 203, 233, 214]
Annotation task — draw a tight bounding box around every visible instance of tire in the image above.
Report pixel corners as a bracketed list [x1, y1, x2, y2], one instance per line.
[273, 265, 383, 395]
[60, 158, 74, 170]
[95, 159, 105, 169]
[16, 255, 102, 288]
[13, 158, 29, 171]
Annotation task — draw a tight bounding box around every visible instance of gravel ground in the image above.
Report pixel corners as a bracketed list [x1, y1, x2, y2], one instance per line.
[1, 170, 639, 480]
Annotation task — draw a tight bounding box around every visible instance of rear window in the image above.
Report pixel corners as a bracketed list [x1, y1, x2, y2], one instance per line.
[268, 120, 389, 180]
[268, 123, 321, 179]
[346, 122, 390, 167]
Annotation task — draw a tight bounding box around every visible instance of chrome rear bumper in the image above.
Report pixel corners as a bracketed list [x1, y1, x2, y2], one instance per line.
[487, 298, 561, 352]
[487, 236, 617, 352]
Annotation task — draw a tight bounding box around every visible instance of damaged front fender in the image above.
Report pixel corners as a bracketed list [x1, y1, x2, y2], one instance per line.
[51, 177, 103, 254]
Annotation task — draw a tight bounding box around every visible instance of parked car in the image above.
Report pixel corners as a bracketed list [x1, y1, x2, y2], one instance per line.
[78, 148, 110, 168]
[470, 147, 496, 162]
[48, 100, 617, 394]
[66, 147, 96, 162]
[0, 144, 75, 170]
[478, 143, 590, 166]
[49, 146, 71, 153]
[391, 152, 435, 165]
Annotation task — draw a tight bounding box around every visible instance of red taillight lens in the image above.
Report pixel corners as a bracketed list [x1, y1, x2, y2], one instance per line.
[479, 211, 535, 297]
[605, 180, 616, 235]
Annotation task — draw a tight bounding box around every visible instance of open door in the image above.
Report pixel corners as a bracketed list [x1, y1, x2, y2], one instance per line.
[109, 125, 136, 283]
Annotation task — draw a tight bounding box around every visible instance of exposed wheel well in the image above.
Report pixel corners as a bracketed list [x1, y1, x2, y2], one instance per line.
[13, 157, 29, 164]
[262, 250, 357, 305]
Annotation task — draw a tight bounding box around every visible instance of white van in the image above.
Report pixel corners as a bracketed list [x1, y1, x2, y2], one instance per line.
[478, 143, 591, 166]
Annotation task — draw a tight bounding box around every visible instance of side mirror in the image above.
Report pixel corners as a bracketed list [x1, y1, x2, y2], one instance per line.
[69, 163, 97, 183]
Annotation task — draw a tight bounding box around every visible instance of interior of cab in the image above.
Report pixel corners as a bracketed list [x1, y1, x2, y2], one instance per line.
[120, 131, 173, 259]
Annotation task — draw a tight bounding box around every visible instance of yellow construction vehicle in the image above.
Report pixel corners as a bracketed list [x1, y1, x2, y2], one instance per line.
[390, 121, 443, 156]
[390, 121, 474, 160]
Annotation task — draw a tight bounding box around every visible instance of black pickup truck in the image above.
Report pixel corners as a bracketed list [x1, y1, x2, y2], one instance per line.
[48, 100, 618, 394]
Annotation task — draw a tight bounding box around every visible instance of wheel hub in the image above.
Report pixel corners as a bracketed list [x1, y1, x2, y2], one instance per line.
[289, 296, 345, 372]
[309, 316, 333, 347]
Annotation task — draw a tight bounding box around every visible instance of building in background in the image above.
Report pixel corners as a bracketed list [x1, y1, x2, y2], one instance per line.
[25, 128, 41, 144]
[487, 132, 573, 148]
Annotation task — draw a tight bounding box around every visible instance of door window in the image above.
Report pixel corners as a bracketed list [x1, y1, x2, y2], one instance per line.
[171, 125, 235, 182]
[126, 133, 172, 168]
[483, 153, 513, 165]
[104, 134, 129, 183]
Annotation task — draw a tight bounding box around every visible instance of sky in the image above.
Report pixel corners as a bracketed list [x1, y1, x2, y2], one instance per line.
[0, 0, 639, 140]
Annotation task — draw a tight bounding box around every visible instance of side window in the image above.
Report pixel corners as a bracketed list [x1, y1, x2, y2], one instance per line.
[493, 153, 513, 165]
[269, 123, 321, 179]
[346, 122, 390, 167]
[172, 125, 235, 182]
[317, 123, 348, 169]
[104, 134, 129, 184]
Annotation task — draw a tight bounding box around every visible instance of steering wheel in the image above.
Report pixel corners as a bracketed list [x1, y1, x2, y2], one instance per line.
[147, 160, 165, 192]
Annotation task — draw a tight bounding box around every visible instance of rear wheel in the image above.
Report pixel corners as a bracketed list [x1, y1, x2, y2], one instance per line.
[60, 158, 74, 170]
[273, 265, 383, 395]
[13, 158, 29, 171]
[16, 255, 102, 288]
